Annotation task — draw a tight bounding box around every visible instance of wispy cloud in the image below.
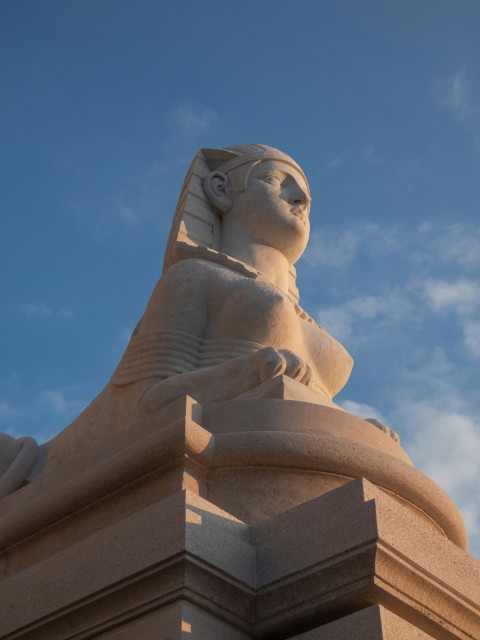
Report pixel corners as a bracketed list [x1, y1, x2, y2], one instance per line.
[304, 221, 480, 276]
[463, 322, 480, 360]
[38, 389, 69, 413]
[317, 290, 413, 344]
[404, 402, 480, 535]
[423, 278, 480, 314]
[432, 66, 477, 120]
[340, 399, 386, 424]
[94, 102, 219, 239]
[417, 277, 480, 360]
[340, 345, 480, 554]
[432, 67, 480, 142]
[21, 303, 52, 317]
[345, 341, 480, 555]
[433, 224, 480, 270]
[326, 153, 345, 169]
[307, 220, 480, 555]
[305, 229, 360, 268]
[169, 103, 218, 141]
[38, 389, 81, 415]
[116, 206, 139, 227]
[0, 370, 85, 444]
[160, 102, 219, 167]
[304, 223, 400, 269]
[324, 143, 382, 172]
[20, 303, 74, 319]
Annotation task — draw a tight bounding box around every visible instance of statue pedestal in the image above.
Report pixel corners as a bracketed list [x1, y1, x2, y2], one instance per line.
[1, 388, 479, 639]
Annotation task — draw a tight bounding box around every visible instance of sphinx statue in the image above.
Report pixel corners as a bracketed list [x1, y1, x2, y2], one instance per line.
[113, 144, 353, 409]
[0, 144, 474, 640]
[5, 143, 349, 472]
[0, 143, 468, 557]
[0, 145, 353, 480]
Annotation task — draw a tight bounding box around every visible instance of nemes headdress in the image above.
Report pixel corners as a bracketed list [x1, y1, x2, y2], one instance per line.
[163, 144, 308, 301]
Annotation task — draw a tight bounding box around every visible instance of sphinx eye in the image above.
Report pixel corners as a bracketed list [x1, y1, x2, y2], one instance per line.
[264, 174, 282, 186]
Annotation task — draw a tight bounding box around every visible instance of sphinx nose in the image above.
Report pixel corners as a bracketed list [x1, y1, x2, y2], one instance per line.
[290, 185, 310, 206]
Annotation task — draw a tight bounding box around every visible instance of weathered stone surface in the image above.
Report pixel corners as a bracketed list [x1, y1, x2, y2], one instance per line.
[1, 144, 477, 639]
[0, 393, 467, 570]
[1, 475, 478, 639]
[96, 602, 253, 640]
[289, 605, 436, 639]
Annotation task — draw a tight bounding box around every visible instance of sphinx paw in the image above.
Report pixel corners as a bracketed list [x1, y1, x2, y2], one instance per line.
[235, 347, 287, 388]
[278, 349, 312, 386]
[365, 418, 401, 445]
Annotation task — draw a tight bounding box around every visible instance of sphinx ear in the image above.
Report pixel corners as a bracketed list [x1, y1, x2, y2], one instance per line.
[204, 171, 233, 213]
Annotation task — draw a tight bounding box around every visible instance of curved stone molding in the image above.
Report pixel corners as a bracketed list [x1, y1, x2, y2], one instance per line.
[201, 397, 412, 464]
[205, 428, 467, 550]
[0, 395, 468, 587]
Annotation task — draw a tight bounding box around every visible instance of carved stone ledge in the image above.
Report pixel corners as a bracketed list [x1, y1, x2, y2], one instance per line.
[1, 480, 479, 639]
[0, 395, 477, 639]
[290, 605, 437, 639]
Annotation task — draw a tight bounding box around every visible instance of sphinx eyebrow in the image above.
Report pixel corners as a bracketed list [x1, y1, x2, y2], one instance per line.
[262, 170, 286, 179]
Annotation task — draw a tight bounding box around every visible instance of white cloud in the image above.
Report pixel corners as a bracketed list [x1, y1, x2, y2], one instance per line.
[38, 390, 68, 413]
[463, 322, 480, 360]
[37, 389, 81, 415]
[91, 102, 219, 238]
[317, 290, 413, 343]
[305, 229, 360, 268]
[418, 277, 480, 361]
[169, 103, 218, 141]
[304, 223, 400, 269]
[317, 306, 356, 343]
[324, 143, 381, 171]
[21, 302, 52, 317]
[374, 345, 480, 556]
[423, 278, 480, 314]
[432, 66, 476, 119]
[399, 401, 480, 551]
[20, 304, 74, 319]
[0, 371, 85, 444]
[410, 224, 480, 270]
[436, 224, 480, 270]
[340, 400, 386, 423]
[117, 206, 139, 226]
[306, 220, 480, 555]
[326, 154, 345, 169]
[410, 406, 480, 495]
[432, 67, 480, 144]
[306, 221, 480, 275]
[417, 222, 432, 233]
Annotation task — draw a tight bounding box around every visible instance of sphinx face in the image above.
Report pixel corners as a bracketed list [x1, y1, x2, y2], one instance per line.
[225, 160, 311, 263]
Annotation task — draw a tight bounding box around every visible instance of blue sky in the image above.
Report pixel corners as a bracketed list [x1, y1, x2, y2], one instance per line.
[1, 1, 479, 555]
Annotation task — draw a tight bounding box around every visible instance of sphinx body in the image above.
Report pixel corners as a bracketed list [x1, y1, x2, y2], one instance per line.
[0, 145, 468, 562]
[110, 254, 352, 413]
[0, 147, 472, 640]
[2, 144, 353, 478]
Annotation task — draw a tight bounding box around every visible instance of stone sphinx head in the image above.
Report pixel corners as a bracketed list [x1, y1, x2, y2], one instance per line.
[163, 144, 311, 301]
